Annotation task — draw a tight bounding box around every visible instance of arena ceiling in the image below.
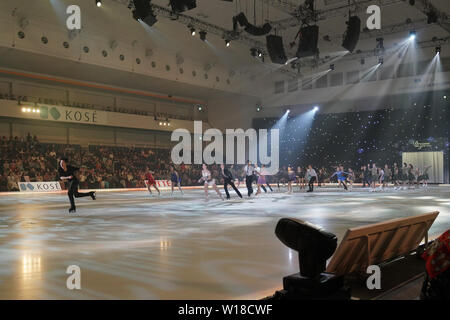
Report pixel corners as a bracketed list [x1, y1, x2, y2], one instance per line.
[1, 0, 449, 101]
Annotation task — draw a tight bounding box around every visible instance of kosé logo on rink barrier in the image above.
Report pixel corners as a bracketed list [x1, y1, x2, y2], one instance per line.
[171, 121, 280, 174]
[18, 181, 62, 192]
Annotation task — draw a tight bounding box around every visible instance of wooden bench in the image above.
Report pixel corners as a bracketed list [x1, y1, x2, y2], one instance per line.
[326, 211, 439, 275]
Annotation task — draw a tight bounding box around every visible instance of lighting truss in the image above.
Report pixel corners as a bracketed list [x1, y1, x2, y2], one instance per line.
[408, 0, 450, 34]
[269, 0, 404, 30]
[110, 0, 267, 55]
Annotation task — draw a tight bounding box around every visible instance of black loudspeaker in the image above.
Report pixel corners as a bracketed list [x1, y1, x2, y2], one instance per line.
[266, 35, 287, 65]
[233, 12, 248, 31]
[233, 12, 272, 36]
[170, 0, 197, 13]
[342, 16, 361, 52]
[296, 26, 319, 58]
[246, 23, 272, 36]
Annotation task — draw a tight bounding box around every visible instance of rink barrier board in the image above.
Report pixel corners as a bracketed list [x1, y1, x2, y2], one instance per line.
[1, 182, 447, 196]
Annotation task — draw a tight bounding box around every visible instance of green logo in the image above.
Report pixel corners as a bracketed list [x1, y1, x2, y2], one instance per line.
[49, 107, 61, 120]
[40, 106, 48, 119]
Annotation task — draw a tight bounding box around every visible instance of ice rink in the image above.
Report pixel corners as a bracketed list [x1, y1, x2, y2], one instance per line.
[0, 186, 449, 299]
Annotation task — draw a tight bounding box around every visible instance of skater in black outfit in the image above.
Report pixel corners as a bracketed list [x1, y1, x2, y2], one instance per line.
[306, 165, 318, 193]
[58, 157, 96, 213]
[362, 165, 370, 188]
[244, 160, 255, 197]
[221, 164, 242, 199]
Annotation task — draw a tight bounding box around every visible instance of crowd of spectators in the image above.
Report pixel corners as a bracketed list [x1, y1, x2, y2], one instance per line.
[0, 134, 226, 192]
[0, 133, 396, 193]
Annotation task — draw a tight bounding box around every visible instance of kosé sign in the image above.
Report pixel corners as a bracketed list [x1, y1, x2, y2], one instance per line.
[18, 181, 62, 192]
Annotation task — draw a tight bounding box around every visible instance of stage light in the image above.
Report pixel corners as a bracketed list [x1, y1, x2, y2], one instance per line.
[197, 105, 203, 111]
[443, 95, 447, 100]
[313, 106, 319, 112]
[256, 105, 262, 112]
[159, 122, 162, 126]
[330, 64, 335, 71]
[225, 39, 230, 47]
[132, 0, 157, 27]
[375, 37, 384, 55]
[189, 27, 196, 36]
[21, 107, 26, 112]
[27, 108, 31, 112]
[436, 46, 441, 54]
[409, 30, 416, 41]
[199, 31, 207, 41]
[286, 109, 290, 114]
[95, 0, 102, 7]
[36, 109, 40, 113]
[379, 57, 384, 65]
[275, 218, 337, 278]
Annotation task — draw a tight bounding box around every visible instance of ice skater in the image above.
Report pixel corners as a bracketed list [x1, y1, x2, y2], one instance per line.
[230, 165, 241, 188]
[58, 156, 96, 213]
[199, 164, 223, 201]
[244, 160, 255, 197]
[261, 164, 273, 192]
[169, 166, 183, 195]
[382, 164, 391, 190]
[392, 163, 400, 190]
[401, 163, 409, 190]
[286, 166, 296, 194]
[330, 165, 348, 191]
[419, 165, 431, 187]
[362, 165, 370, 188]
[347, 168, 355, 191]
[255, 164, 272, 195]
[306, 165, 318, 193]
[220, 164, 242, 199]
[407, 164, 416, 189]
[378, 166, 385, 191]
[296, 166, 305, 190]
[370, 163, 378, 192]
[145, 167, 160, 196]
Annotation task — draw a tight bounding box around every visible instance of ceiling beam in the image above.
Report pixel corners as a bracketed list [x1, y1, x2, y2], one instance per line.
[259, 0, 300, 14]
[269, 0, 404, 30]
[409, 0, 450, 34]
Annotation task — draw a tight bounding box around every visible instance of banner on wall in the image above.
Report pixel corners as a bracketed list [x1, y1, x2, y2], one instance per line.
[35, 104, 108, 125]
[144, 180, 172, 188]
[18, 181, 62, 192]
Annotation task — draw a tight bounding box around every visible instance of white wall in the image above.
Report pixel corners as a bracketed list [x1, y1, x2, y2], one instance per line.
[0, 75, 195, 120]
